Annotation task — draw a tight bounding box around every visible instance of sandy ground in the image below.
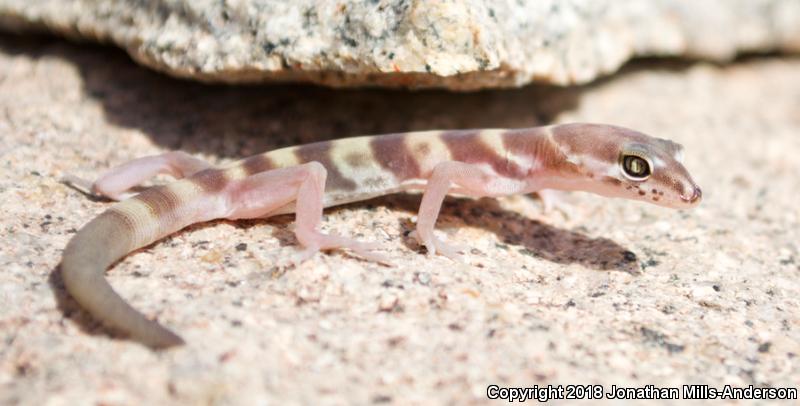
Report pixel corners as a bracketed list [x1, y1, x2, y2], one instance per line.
[0, 34, 798, 404]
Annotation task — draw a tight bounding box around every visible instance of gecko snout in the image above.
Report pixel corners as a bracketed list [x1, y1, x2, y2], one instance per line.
[681, 187, 702, 205]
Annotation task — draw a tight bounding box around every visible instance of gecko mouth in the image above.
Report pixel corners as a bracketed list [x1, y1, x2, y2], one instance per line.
[680, 187, 702, 204]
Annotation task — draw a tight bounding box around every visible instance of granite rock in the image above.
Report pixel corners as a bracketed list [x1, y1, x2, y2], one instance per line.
[0, 0, 799, 89]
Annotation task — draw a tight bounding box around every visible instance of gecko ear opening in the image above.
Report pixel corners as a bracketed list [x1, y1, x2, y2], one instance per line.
[620, 153, 652, 181]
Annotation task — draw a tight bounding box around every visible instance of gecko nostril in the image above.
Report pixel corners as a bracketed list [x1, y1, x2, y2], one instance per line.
[682, 187, 702, 204]
[692, 187, 702, 203]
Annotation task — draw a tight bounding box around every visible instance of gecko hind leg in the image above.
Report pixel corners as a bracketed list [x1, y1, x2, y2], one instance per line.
[226, 162, 389, 265]
[64, 151, 211, 200]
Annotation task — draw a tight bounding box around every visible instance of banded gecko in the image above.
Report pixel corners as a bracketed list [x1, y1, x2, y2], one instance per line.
[60, 123, 702, 348]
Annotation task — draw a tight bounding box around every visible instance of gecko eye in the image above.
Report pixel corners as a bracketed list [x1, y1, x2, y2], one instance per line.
[621, 154, 651, 180]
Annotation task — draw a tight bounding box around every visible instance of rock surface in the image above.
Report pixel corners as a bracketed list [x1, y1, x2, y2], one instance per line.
[1, 35, 799, 404]
[0, 0, 798, 89]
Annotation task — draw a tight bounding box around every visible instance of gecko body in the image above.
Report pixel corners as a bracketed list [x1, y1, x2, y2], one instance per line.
[60, 123, 701, 348]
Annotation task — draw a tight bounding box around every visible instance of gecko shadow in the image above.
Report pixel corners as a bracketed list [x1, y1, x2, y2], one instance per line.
[222, 192, 642, 273]
[48, 265, 114, 339]
[222, 193, 642, 273]
[375, 193, 643, 273]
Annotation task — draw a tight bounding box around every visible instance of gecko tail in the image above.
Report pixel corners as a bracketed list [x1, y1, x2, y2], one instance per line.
[60, 209, 185, 349]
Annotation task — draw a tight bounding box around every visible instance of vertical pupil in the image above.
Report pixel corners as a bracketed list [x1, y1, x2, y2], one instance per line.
[625, 156, 648, 176]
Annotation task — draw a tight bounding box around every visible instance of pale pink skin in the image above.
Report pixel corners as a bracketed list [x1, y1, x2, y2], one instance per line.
[61, 123, 702, 348]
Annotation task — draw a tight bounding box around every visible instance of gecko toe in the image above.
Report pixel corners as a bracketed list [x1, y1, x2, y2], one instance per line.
[337, 240, 393, 265]
[295, 233, 391, 265]
[411, 231, 465, 262]
[432, 240, 465, 263]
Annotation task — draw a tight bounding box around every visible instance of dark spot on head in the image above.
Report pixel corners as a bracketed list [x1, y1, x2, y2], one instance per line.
[638, 190, 646, 196]
[652, 196, 660, 201]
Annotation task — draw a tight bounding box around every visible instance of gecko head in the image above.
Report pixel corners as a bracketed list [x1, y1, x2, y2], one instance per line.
[552, 123, 702, 209]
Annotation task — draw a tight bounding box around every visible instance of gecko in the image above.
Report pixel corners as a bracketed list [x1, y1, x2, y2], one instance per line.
[59, 123, 702, 348]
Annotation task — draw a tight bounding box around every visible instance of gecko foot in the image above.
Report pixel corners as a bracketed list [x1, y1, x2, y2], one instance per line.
[61, 174, 94, 194]
[294, 232, 392, 265]
[61, 174, 136, 200]
[409, 230, 466, 262]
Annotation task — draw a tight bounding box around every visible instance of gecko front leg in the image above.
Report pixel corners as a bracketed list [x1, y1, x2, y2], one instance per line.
[414, 161, 528, 259]
[226, 162, 388, 264]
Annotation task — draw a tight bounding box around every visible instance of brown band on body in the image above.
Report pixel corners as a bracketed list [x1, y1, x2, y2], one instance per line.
[502, 128, 577, 175]
[370, 133, 422, 180]
[241, 154, 276, 176]
[134, 185, 182, 219]
[440, 130, 526, 179]
[190, 168, 230, 194]
[294, 142, 357, 191]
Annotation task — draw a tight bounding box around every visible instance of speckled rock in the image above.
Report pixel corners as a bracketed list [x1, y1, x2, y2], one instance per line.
[0, 0, 799, 89]
[1, 35, 799, 404]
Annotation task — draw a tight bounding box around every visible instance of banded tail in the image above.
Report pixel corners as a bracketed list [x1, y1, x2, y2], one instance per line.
[60, 175, 226, 348]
